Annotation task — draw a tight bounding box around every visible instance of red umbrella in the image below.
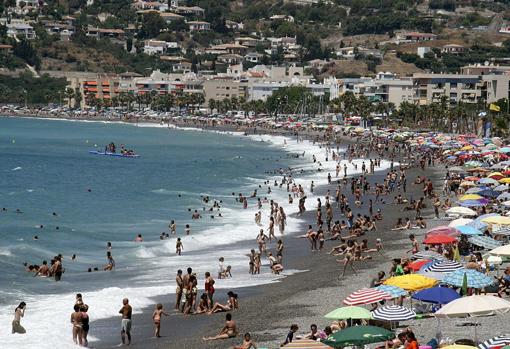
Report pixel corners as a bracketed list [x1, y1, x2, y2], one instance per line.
[343, 288, 392, 306]
[423, 234, 457, 245]
[426, 226, 460, 237]
[465, 176, 480, 181]
[409, 259, 431, 272]
[503, 170, 510, 176]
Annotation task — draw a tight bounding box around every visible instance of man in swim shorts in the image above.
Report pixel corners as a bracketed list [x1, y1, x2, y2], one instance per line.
[119, 298, 132, 345]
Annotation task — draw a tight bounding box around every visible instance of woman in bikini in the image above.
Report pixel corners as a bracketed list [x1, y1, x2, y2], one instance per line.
[268, 217, 276, 242]
[71, 304, 83, 345]
[208, 291, 238, 314]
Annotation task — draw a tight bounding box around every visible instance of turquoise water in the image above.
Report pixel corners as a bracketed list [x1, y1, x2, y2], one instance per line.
[0, 117, 296, 304]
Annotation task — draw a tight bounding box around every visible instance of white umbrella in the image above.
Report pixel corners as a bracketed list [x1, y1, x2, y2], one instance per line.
[502, 201, 510, 207]
[487, 256, 503, 265]
[489, 244, 510, 257]
[449, 218, 473, 227]
[435, 295, 510, 318]
[494, 185, 509, 192]
[445, 207, 477, 217]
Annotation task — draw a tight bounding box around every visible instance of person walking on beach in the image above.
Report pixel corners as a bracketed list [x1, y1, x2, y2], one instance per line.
[81, 304, 90, 347]
[12, 302, 26, 334]
[152, 303, 169, 338]
[119, 298, 132, 345]
[175, 269, 184, 310]
[204, 272, 215, 308]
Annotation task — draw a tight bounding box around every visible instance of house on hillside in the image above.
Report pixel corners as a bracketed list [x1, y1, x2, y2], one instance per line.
[6, 22, 36, 39]
[188, 21, 210, 31]
[441, 44, 466, 54]
[396, 31, 437, 43]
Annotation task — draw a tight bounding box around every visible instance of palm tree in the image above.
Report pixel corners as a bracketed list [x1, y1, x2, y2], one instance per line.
[208, 99, 216, 113]
[65, 88, 74, 108]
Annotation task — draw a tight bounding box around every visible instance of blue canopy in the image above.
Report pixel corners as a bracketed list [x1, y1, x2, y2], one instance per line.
[412, 286, 460, 304]
[456, 225, 483, 236]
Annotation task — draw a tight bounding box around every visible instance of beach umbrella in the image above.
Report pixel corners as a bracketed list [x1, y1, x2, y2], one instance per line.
[460, 194, 483, 201]
[498, 192, 510, 200]
[489, 172, 505, 178]
[375, 285, 408, 298]
[479, 178, 500, 185]
[413, 250, 445, 260]
[426, 226, 460, 237]
[487, 256, 503, 265]
[284, 338, 330, 348]
[372, 305, 416, 321]
[493, 227, 510, 236]
[481, 216, 510, 225]
[446, 207, 477, 217]
[479, 189, 499, 198]
[418, 270, 448, 281]
[456, 225, 482, 236]
[324, 306, 372, 320]
[466, 219, 488, 231]
[442, 269, 494, 289]
[435, 295, 510, 318]
[494, 184, 509, 192]
[465, 176, 481, 182]
[412, 286, 460, 304]
[459, 200, 489, 207]
[343, 288, 392, 306]
[460, 181, 476, 187]
[502, 201, 510, 207]
[449, 218, 473, 227]
[384, 274, 437, 291]
[478, 335, 510, 349]
[468, 236, 503, 250]
[489, 244, 510, 257]
[423, 234, 457, 245]
[321, 325, 395, 347]
[450, 166, 466, 173]
[424, 260, 464, 273]
[466, 187, 484, 194]
[409, 259, 431, 271]
[443, 346, 477, 349]
[500, 178, 510, 184]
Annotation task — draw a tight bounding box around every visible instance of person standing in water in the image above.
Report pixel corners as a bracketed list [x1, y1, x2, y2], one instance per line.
[119, 298, 133, 345]
[175, 269, 184, 311]
[12, 302, 26, 334]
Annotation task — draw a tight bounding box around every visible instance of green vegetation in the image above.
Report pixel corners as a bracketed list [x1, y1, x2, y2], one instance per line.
[0, 73, 67, 104]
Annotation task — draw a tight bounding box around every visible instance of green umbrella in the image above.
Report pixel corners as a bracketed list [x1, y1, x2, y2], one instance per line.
[324, 306, 373, 320]
[321, 325, 395, 348]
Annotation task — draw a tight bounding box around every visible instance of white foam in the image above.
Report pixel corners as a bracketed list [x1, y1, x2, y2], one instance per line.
[11, 166, 22, 171]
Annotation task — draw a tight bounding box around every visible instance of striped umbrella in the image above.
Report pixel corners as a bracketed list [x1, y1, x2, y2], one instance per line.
[343, 288, 392, 306]
[283, 339, 330, 348]
[468, 236, 503, 250]
[478, 335, 510, 349]
[413, 250, 445, 260]
[424, 260, 464, 273]
[375, 285, 408, 298]
[372, 305, 416, 321]
[442, 269, 494, 289]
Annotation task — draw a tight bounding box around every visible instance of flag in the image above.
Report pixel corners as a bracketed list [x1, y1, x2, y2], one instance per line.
[453, 246, 460, 263]
[490, 103, 501, 112]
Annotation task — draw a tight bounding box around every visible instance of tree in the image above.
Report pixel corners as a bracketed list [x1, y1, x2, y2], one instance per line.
[126, 36, 133, 52]
[138, 13, 166, 39]
[65, 87, 74, 108]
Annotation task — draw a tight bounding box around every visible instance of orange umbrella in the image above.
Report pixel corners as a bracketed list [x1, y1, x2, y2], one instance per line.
[423, 234, 457, 245]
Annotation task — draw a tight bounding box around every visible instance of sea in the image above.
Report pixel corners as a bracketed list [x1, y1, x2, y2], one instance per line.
[0, 116, 391, 348]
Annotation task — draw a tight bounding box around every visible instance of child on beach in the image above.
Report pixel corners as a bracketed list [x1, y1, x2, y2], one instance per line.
[152, 303, 169, 338]
[176, 238, 183, 255]
[185, 224, 191, 235]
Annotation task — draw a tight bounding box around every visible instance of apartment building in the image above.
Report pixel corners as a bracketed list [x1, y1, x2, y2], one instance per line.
[413, 73, 482, 105]
[202, 78, 247, 101]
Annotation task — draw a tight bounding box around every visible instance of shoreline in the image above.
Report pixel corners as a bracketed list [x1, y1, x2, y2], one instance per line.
[88, 132, 446, 349]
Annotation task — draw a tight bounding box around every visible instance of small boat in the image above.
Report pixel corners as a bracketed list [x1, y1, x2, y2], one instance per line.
[89, 150, 140, 158]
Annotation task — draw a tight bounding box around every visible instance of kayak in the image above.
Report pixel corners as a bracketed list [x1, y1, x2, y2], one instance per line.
[89, 151, 140, 158]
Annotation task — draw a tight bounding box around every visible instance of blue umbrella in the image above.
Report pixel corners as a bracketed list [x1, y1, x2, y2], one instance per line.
[468, 235, 503, 250]
[372, 305, 416, 321]
[498, 192, 510, 200]
[479, 177, 499, 185]
[459, 200, 488, 207]
[424, 260, 464, 273]
[494, 184, 509, 192]
[479, 189, 499, 198]
[466, 220, 488, 231]
[442, 269, 495, 289]
[412, 286, 460, 304]
[375, 285, 408, 298]
[456, 225, 483, 236]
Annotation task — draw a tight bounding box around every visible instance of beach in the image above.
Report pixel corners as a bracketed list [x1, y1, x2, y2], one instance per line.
[4, 114, 508, 349]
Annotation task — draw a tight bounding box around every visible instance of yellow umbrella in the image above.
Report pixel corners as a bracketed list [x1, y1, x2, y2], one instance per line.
[481, 216, 510, 225]
[488, 172, 504, 178]
[500, 178, 510, 184]
[383, 274, 437, 291]
[461, 145, 473, 151]
[459, 181, 475, 187]
[459, 194, 482, 201]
